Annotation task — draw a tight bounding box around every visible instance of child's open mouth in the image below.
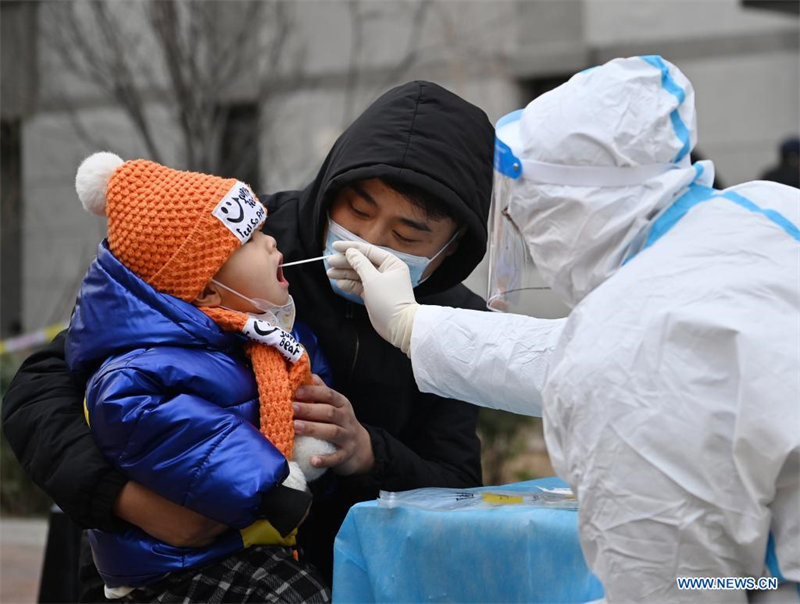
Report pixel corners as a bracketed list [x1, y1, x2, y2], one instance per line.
[276, 257, 289, 287]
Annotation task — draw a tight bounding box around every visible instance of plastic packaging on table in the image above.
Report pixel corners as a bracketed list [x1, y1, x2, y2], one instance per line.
[378, 484, 578, 511]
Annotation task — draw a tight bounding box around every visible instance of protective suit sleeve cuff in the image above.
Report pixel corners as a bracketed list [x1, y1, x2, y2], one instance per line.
[257, 485, 313, 537]
[90, 471, 130, 532]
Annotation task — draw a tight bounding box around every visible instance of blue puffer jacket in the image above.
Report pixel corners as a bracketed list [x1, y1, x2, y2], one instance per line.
[66, 241, 332, 588]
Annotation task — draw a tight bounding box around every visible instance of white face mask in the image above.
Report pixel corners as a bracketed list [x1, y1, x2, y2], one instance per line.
[211, 279, 296, 332]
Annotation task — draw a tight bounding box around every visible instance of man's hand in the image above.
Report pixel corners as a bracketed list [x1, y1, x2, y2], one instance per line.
[327, 241, 419, 354]
[293, 375, 375, 476]
[114, 482, 227, 548]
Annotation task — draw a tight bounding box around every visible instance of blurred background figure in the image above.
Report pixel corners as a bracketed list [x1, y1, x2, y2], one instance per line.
[760, 136, 800, 187]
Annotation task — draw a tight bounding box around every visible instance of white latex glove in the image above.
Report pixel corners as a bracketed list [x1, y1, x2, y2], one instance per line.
[327, 241, 419, 355]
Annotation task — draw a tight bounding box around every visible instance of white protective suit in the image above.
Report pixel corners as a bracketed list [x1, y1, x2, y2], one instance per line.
[393, 57, 800, 602]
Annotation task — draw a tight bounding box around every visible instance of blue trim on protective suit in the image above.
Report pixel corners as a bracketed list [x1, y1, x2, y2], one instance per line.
[719, 190, 800, 241]
[641, 55, 691, 163]
[624, 184, 800, 264]
[693, 162, 705, 182]
[766, 533, 787, 583]
[641, 185, 713, 252]
[766, 534, 800, 598]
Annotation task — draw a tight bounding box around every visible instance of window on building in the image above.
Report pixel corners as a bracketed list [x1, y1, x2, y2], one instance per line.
[519, 75, 572, 106]
[742, 0, 799, 15]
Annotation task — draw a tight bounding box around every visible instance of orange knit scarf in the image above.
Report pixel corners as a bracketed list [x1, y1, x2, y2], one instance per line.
[201, 306, 311, 459]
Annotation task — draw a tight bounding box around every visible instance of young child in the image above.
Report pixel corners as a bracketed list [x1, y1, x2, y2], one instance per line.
[66, 152, 334, 602]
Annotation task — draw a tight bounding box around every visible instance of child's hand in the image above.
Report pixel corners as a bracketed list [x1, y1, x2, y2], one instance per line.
[114, 481, 227, 548]
[292, 375, 375, 476]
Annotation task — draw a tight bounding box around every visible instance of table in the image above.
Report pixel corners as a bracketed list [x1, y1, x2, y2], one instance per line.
[333, 477, 604, 603]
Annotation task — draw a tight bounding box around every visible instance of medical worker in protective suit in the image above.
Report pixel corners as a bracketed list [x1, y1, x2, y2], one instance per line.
[327, 56, 800, 602]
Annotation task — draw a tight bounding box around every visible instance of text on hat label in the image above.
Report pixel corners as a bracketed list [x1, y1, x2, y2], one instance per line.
[212, 182, 266, 243]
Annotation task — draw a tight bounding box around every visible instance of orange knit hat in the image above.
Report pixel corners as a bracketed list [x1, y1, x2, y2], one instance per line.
[75, 152, 266, 302]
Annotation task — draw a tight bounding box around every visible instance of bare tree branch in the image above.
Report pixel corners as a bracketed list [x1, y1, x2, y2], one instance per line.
[375, 0, 431, 92]
[89, 1, 163, 162]
[42, 0, 446, 189]
[341, 0, 365, 128]
[43, 2, 163, 161]
[41, 0, 298, 178]
[210, 1, 263, 89]
[149, 1, 199, 168]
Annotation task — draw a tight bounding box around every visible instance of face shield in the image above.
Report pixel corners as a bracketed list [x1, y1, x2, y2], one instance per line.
[488, 103, 699, 315]
[487, 110, 569, 318]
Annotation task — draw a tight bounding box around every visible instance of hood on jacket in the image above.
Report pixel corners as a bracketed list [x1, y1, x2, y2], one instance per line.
[67, 241, 240, 377]
[294, 80, 494, 296]
[506, 56, 715, 307]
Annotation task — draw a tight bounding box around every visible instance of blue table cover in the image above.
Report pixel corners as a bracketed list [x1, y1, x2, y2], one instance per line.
[333, 477, 604, 603]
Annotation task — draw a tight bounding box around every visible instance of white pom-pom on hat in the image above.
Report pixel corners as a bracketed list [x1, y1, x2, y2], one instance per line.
[293, 435, 336, 482]
[75, 152, 124, 216]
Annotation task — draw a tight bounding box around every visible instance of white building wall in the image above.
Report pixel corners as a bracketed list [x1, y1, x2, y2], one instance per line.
[583, 0, 795, 43]
[21, 103, 183, 327]
[683, 51, 800, 183]
[583, 0, 800, 185]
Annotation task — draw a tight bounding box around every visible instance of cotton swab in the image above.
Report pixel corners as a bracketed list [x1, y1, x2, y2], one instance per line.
[279, 254, 336, 268]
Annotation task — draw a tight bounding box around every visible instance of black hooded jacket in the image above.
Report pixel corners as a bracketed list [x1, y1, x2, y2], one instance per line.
[264, 81, 493, 578]
[2, 81, 494, 585]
